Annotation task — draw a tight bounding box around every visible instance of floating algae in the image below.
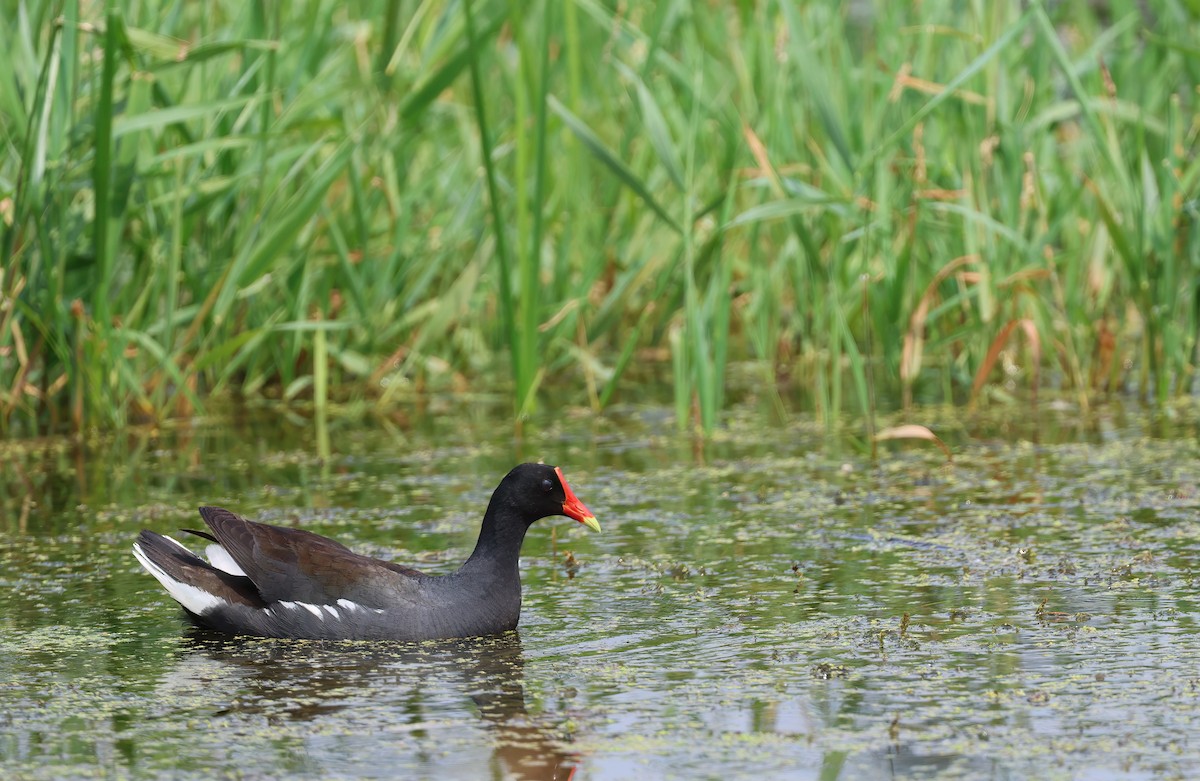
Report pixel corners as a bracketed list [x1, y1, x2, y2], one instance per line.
[2, 402, 1200, 779]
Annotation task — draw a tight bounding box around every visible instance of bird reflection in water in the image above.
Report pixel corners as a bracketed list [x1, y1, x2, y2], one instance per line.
[171, 629, 579, 781]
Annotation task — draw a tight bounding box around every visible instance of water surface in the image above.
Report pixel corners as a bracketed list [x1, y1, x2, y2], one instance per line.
[2, 399, 1199, 779]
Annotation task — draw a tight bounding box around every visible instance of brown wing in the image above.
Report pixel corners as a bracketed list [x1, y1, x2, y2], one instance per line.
[198, 506, 426, 608]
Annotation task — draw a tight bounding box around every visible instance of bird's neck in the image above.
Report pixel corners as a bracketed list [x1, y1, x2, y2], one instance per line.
[460, 504, 529, 581]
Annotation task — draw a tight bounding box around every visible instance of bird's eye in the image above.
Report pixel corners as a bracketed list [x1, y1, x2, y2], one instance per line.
[541, 478, 554, 493]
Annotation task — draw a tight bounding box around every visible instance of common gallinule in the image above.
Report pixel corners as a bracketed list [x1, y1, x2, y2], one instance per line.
[132, 463, 599, 640]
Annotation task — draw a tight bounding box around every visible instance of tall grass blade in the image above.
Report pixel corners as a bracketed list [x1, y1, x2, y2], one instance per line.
[462, 0, 517, 410]
[868, 6, 1035, 164]
[548, 95, 683, 234]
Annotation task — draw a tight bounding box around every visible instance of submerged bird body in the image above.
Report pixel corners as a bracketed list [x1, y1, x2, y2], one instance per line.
[132, 463, 599, 641]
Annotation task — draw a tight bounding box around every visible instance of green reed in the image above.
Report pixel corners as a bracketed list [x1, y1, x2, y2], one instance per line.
[0, 0, 1196, 436]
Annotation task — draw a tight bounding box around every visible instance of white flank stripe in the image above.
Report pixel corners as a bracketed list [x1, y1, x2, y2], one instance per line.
[274, 600, 342, 620]
[132, 542, 225, 616]
[204, 544, 247, 577]
[337, 598, 362, 612]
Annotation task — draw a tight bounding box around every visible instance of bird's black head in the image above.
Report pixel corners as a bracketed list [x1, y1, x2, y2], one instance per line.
[498, 463, 600, 532]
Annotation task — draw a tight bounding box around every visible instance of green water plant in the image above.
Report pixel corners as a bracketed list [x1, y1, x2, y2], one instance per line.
[0, 0, 1196, 436]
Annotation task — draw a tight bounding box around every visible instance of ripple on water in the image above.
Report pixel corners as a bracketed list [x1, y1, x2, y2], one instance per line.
[2, 404, 1200, 779]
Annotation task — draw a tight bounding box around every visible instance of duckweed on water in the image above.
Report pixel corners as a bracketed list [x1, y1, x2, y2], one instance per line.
[1, 403, 1200, 779]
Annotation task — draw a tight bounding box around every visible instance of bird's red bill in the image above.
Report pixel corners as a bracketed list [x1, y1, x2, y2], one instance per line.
[556, 467, 600, 532]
